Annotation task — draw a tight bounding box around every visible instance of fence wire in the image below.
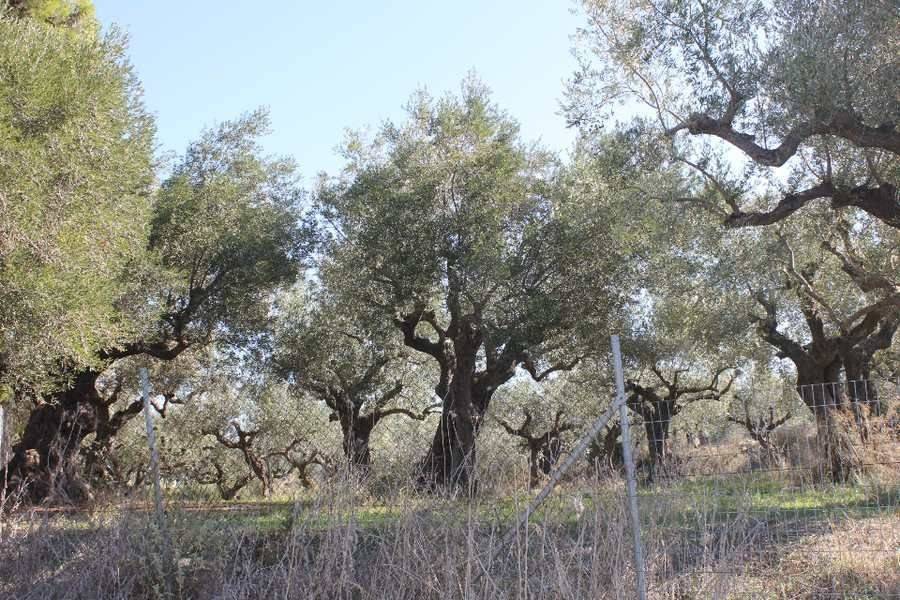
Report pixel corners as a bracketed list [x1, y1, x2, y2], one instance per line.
[621, 377, 899, 599]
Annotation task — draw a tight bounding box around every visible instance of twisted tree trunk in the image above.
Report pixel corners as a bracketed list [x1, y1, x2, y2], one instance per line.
[796, 361, 859, 483]
[643, 405, 673, 467]
[419, 349, 480, 492]
[4, 370, 102, 503]
[341, 417, 374, 470]
[588, 422, 623, 473]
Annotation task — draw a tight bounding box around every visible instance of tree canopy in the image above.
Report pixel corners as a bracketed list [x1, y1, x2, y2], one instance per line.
[0, 1, 896, 506]
[4, 107, 306, 502]
[4, 0, 96, 29]
[568, 0, 899, 229]
[0, 18, 154, 391]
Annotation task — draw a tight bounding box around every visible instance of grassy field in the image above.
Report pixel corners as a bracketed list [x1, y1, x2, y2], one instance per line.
[1, 470, 897, 599]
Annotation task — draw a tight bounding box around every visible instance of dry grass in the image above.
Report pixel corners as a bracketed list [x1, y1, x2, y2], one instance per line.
[1, 466, 897, 600]
[2, 407, 897, 599]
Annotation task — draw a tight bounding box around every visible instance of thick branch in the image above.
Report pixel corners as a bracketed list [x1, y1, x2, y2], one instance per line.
[201, 421, 256, 451]
[394, 309, 449, 398]
[727, 407, 791, 436]
[99, 338, 191, 362]
[823, 226, 899, 293]
[497, 410, 534, 438]
[521, 355, 585, 382]
[749, 289, 813, 364]
[671, 110, 900, 168]
[372, 401, 441, 424]
[725, 181, 899, 230]
[678, 366, 737, 399]
[149, 391, 188, 418]
[496, 408, 574, 444]
[105, 399, 144, 435]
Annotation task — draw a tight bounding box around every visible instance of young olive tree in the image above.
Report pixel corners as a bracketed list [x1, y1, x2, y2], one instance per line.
[195, 383, 325, 499]
[317, 79, 627, 492]
[150, 364, 330, 501]
[489, 377, 586, 489]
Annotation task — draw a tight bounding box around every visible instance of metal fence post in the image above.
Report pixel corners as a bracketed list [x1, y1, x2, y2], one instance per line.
[0, 402, 7, 509]
[611, 335, 648, 600]
[141, 368, 178, 598]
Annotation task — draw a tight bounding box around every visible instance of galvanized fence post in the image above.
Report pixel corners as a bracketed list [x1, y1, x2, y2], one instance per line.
[611, 335, 648, 600]
[140, 368, 178, 598]
[0, 401, 7, 510]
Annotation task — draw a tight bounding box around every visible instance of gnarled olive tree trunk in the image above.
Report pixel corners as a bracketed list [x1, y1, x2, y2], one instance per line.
[796, 360, 860, 483]
[342, 419, 374, 470]
[419, 350, 481, 492]
[753, 290, 898, 483]
[4, 370, 102, 503]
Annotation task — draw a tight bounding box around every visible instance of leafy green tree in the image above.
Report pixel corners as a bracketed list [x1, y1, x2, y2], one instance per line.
[568, 129, 750, 476]
[568, 0, 899, 480]
[620, 240, 743, 476]
[5, 111, 305, 503]
[737, 215, 899, 480]
[317, 79, 627, 491]
[0, 19, 154, 395]
[78, 348, 209, 488]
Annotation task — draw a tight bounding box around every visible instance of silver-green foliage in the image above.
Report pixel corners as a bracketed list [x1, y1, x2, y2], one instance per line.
[0, 17, 154, 388]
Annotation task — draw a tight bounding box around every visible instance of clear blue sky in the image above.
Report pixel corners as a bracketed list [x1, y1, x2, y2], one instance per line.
[93, 1, 582, 180]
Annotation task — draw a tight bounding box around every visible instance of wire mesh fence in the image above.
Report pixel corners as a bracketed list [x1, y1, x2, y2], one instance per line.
[621, 376, 900, 598]
[0, 371, 897, 599]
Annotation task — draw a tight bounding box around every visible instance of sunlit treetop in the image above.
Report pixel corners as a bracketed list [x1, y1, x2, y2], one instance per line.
[5, 0, 96, 30]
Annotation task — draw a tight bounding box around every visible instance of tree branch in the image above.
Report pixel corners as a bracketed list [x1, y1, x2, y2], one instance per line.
[822, 224, 899, 293]
[521, 355, 585, 382]
[670, 110, 900, 168]
[724, 181, 899, 230]
[749, 288, 813, 363]
[374, 401, 441, 424]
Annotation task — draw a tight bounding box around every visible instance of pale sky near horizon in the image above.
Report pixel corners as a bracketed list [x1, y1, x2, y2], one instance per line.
[92, 1, 583, 181]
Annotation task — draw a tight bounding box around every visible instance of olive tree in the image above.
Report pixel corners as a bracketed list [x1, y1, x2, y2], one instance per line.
[737, 216, 899, 480]
[490, 377, 586, 489]
[317, 79, 627, 492]
[4, 0, 96, 28]
[567, 0, 899, 480]
[0, 18, 154, 396]
[568, 0, 899, 229]
[273, 286, 439, 472]
[195, 382, 325, 499]
[5, 111, 304, 503]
